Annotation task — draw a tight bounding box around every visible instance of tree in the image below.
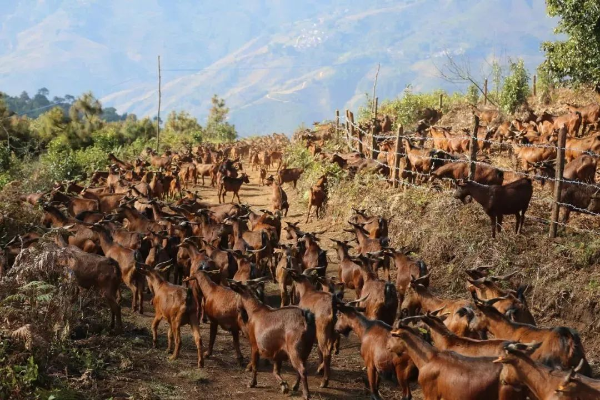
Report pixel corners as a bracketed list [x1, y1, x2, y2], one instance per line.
[499, 59, 530, 114]
[69, 92, 104, 146]
[165, 110, 202, 134]
[37, 88, 50, 98]
[541, 0, 600, 84]
[205, 95, 237, 142]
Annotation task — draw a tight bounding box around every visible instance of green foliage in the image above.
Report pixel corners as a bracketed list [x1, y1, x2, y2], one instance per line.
[499, 59, 530, 114]
[541, 0, 600, 85]
[0, 341, 39, 400]
[204, 94, 237, 142]
[466, 84, 479, 105]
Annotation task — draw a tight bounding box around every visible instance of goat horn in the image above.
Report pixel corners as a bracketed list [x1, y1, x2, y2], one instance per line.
[154, 259, 173, 271]
[347, 293, 369, 306]
[246, 244, 267, 253]
[489, 271, 519, 281]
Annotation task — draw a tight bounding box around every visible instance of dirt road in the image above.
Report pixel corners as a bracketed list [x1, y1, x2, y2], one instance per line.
[96, 166, 421, 400]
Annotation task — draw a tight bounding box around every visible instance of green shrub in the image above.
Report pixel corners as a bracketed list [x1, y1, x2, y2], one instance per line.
[500, 59, 530, 114]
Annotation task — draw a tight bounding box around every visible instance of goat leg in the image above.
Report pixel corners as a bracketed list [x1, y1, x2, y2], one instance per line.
[232, 329, 244, 367]
[272, 359, 289, 394]
[204, 321, 217, 359]
[248, 347, 259, 388]
[152, 316, 161, 348]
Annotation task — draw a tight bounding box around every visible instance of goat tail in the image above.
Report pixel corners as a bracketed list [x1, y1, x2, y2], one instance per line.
[303, 309, 316, 329]
[185, 286, 194, 310]
[417, 261, 428, 278]
[384, 282, 397, 307]
[109, 258, 122, 281]
[556, 326, 592, 377]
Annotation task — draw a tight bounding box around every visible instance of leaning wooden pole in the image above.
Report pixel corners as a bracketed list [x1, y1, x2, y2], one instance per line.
[156, 55, 162, 152]
[549, 126, 567, 238]
[392, 125, 403, 188]
[469, 115, 479, 180]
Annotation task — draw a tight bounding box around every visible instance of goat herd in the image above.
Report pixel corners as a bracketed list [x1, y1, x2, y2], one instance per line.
[1, 126, 599, 399]
[302, 101, 600, 238]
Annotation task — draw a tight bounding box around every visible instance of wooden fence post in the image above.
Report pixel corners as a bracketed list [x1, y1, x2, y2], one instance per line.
[439, 93, 443, 110]
[549, 126, 567, 238]
[349, 111, 361, 155]
[533, 75, 537, 97]
[469, 115, 479, 180]
[374, 97, 378, 120]
[335, 109, 340, 136]
[371, 125, 378, 160]
[392, 125, 403, 188]
[483, 79, 488, 105]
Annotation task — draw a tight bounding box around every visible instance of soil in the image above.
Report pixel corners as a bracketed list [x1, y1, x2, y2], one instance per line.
[89, 166, 422, 400]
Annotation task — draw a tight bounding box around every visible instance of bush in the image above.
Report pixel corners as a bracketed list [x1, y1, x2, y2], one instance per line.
[500, 59, 530, 114]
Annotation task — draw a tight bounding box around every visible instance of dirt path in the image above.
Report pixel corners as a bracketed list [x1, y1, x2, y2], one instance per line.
[97, 166, 422, 400]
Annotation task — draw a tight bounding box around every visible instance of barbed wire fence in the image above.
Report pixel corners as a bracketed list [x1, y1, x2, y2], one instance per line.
[328, 108, 600, 237]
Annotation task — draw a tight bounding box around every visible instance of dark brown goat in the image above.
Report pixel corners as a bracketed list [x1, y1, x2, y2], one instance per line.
[454, 178, 533, 238]
[218, 174, 250, 203]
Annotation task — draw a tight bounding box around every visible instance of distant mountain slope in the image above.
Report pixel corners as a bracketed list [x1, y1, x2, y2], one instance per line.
[0, 0, 556, 135]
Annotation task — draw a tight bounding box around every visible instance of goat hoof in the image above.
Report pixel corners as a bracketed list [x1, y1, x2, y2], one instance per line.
[198, 360, 204, 368]
[237, 357, 245, 367]
[316, 364, 324, 375]
[203, 351, 212, 359]
[245, 363, 253, 372]
[248, 380, 257, 388]
[168, 355, 177, 361]
[280, 382, 290, 394]
[319, 379, 329, 388]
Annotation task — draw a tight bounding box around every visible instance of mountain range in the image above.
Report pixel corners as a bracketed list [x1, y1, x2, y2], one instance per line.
[0, 0, 557, 135]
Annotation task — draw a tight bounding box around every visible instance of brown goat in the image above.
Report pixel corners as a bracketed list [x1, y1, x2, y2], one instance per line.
[331, 239, 364, 298]
[335, 304, 416, 400]
[218, 174, 250, 203]
[138, 265, 203, 367]
[55, 239, 122, 333]
[271, 180, 289, 217]
[454, 178, 533, 238]
[229, 280, 316, 399]
[388, 324, 524, 400]
[278, 167, 304, 188]
[432, 161, 504, 185]
[184, 271, 245, 365]
[306, 175, 327, 223]
[91, 224, 145, 314]
[289, 269, 337, 388]
[494, 344, 600, 400]
[472, 295, 591, 375]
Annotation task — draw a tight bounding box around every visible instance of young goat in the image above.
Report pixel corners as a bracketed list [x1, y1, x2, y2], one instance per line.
[137, 264, 203, 368]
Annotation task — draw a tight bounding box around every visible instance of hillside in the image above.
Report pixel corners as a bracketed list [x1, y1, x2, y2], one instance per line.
[0, 0, 556, 135]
